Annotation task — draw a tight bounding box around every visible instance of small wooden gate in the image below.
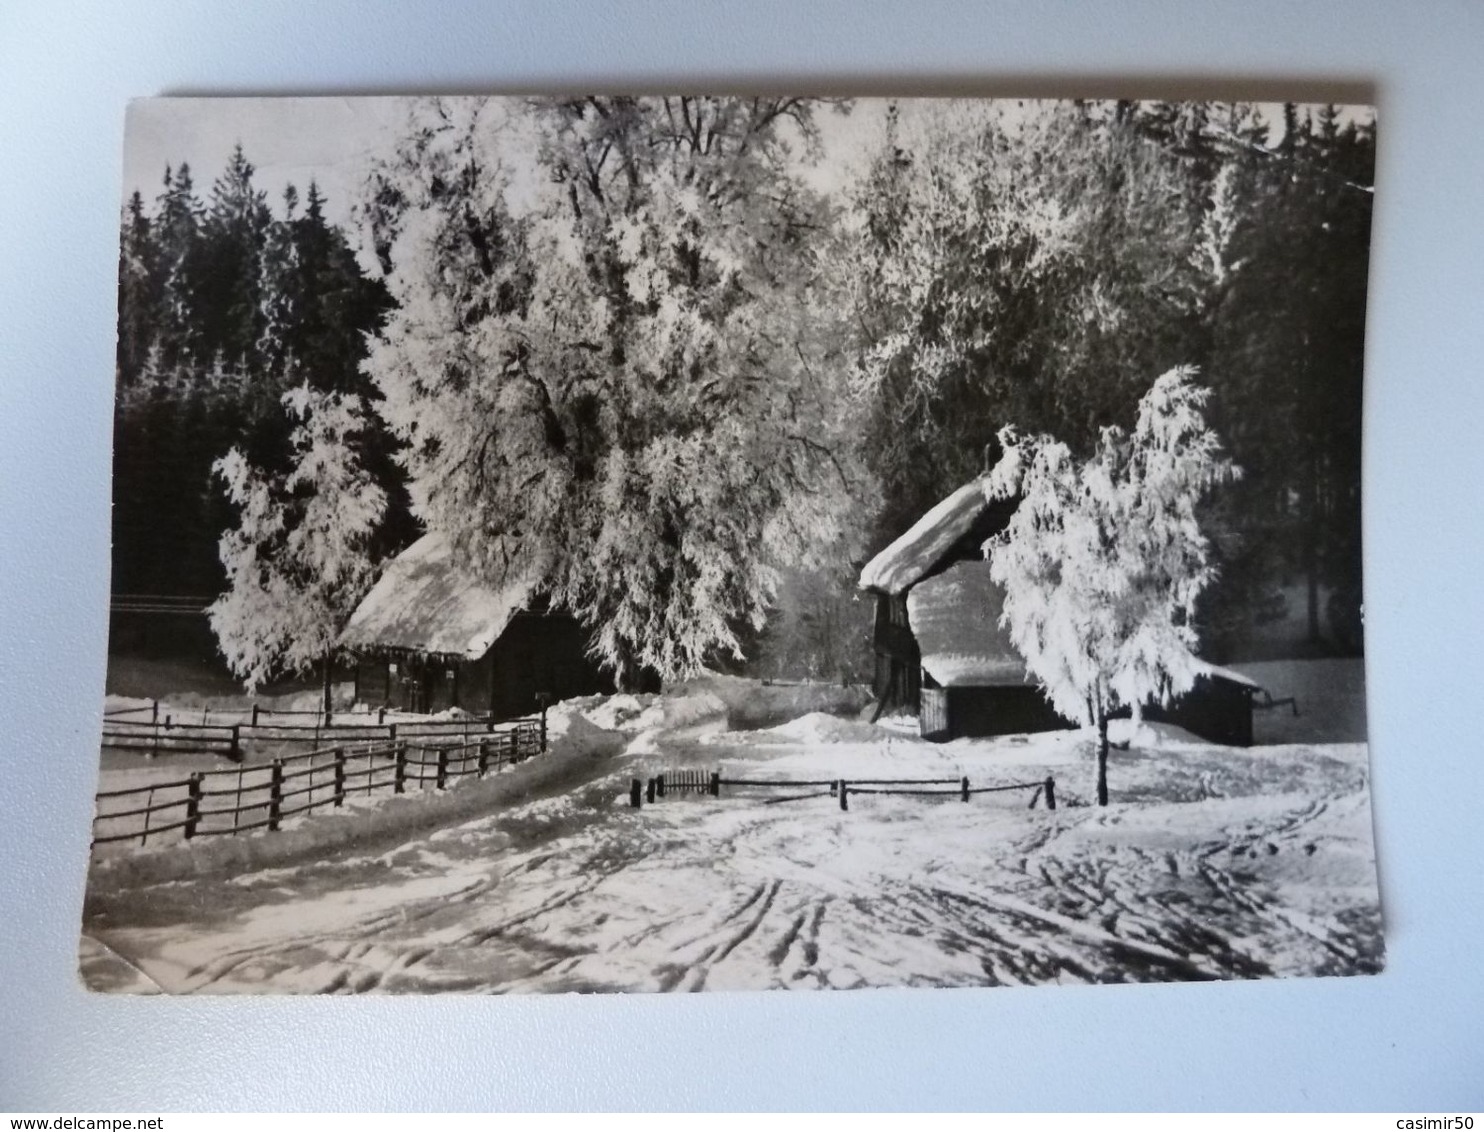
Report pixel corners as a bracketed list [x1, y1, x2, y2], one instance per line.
[662, 768, 713, 795]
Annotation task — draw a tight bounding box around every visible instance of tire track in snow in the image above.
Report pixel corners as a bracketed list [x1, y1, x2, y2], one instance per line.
[711, 879, 782, 962]
[653, 879, 791, 991]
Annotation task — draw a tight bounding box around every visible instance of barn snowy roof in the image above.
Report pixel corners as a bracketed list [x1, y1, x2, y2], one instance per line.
[337, 532, 541, 661]
[858, 476, 994, 596]
[906, 560, 1030, 688]
[1193, 660, 1262, 690]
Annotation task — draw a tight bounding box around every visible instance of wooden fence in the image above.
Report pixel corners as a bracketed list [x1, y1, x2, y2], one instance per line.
[628, 771, 1055, 811]
[99, 709, 546, 763]
[91, 720, 545, 851]
[103, 700, 507, 725]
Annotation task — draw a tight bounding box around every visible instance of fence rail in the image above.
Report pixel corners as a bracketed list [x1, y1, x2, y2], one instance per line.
[102, 698, 528, 728]
[100, 710, 544, 763]
[629, 770, 1056, 812]
[91, 720, 547, 851]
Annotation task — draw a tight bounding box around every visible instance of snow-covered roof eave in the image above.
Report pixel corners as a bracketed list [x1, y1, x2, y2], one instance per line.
[920, 651, 1032, 689]
[1193, 660, 1264, 693]
[340, 639, 489, 664]
[858, 475, 994, 596]
[337, 532, 541, 661]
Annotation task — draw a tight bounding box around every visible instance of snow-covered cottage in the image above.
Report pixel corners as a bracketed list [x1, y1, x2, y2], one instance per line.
[338, 533, 614, 718]
[858, 477, 1260, 745]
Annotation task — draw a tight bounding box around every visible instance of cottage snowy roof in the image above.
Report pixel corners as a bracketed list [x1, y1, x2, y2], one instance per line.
[337, 532, 540, 661]
[906, 560, 1029, 688]
[858, 475, 994, 596]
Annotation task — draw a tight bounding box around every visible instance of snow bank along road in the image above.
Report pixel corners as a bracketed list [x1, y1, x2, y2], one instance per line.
[80, 689, 1382, 993]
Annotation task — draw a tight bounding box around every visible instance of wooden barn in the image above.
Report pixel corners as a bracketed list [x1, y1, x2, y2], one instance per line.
[337, 533, 615, 719]
[858, 477, 1261, 745]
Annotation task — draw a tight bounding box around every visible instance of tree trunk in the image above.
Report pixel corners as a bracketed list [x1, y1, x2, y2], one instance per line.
[1096, 712, 1110, 807]
[1307, 563, 1321, 644]
[321, 650, 333, 718]
[1305, 449, 1322, 644]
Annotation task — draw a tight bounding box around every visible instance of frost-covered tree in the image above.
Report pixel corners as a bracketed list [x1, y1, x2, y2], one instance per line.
[845, 100, 1212, 544]
[208, 385, 387, 708]
[361, 97, 866, 686]
[984, 367, 1239, 805]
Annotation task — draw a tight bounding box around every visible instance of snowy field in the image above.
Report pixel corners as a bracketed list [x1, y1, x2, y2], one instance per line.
[80, 673, 1381, 994]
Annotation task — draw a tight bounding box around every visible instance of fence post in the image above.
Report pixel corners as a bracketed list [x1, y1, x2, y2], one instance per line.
[1044, 775, 1056, 811]
[230, 723, 241, 763]
[537, 693, 550, 751]
[436, 747, 448, 790]
[139, 786, 155, 847]
[251, 703, 260, 728]
[710, 770, 720, 797]
[151, 699, 159, 725]
[184, 773, 202, 840]
[630, 778, 642, 808]
[478, 738, 489, 777]
[333, 746, 346, 807]
[839, 780, 848, 811]
[326, 709, 334, 728]
[646, 777, 656, 804]
[656, 773, 665, 799]
[268, 760, 284, 831]
[961, 775, 969, 803]
[393, 743, 406, 794]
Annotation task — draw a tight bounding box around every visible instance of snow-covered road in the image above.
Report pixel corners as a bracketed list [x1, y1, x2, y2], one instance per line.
[80, 699, 1382, 994]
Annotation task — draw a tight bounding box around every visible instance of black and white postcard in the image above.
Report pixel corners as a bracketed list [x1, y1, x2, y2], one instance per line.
[82, 95, 1381, 993]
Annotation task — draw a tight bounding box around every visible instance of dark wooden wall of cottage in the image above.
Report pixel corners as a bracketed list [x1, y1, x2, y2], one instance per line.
[921, 684, 1071, 741]
[920, 680, 1254, 747]
[354, 654, 461, 714]
[872, 594, 920, 713]
[353, 613, 615, 719]
[354, 657, 391, 706]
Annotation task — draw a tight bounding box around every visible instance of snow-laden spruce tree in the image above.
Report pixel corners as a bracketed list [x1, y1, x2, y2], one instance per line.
[208, 385, 387, 710]
[984, 367, 1239, 805]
